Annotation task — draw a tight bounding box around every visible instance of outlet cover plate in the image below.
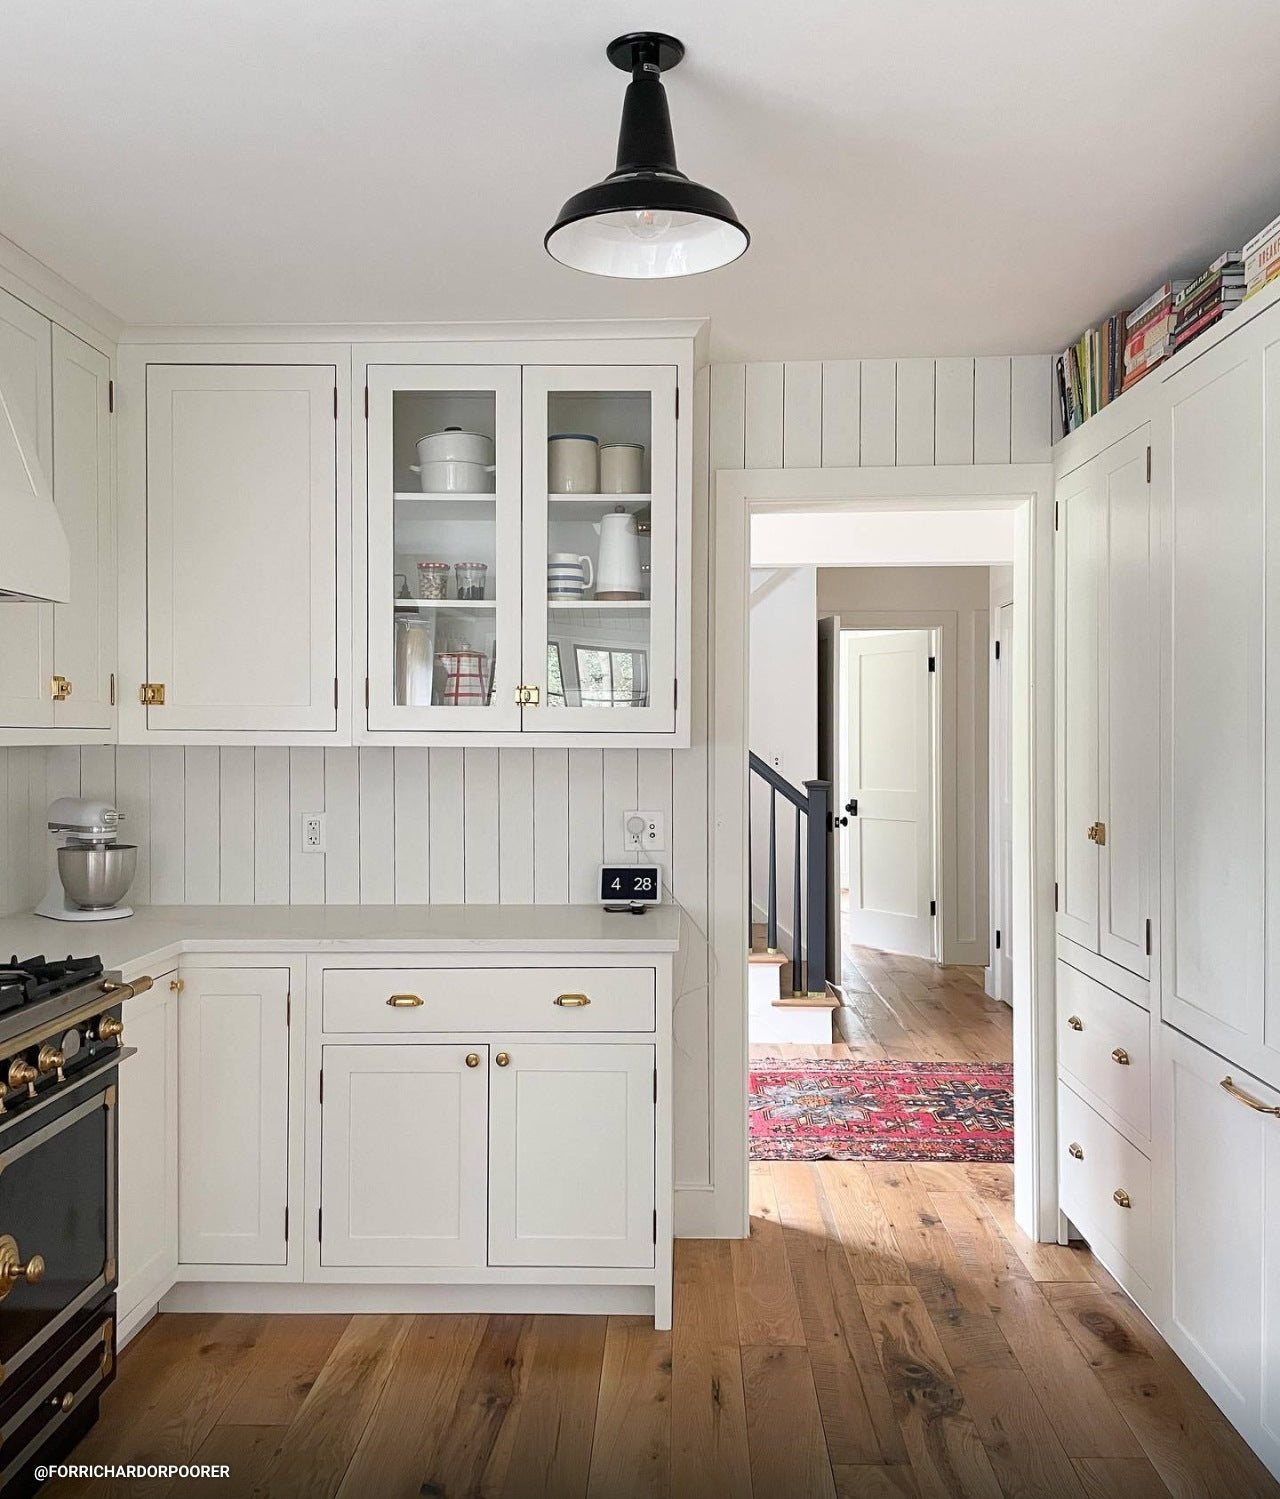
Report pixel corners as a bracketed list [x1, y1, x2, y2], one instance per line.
[302, 813, 326, 853]
[623, 810, 666, 852]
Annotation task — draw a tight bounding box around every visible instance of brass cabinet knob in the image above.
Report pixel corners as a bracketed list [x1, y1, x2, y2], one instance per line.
[97, 1015, 124, 1042]
[554, 994, 591, 1008]
[1111, 1047, 1131, 1066]
[495, 1052, 511, 1067]
[169, 979, 185, 994]
[0, 1235, 45, 1299]
[386, 994, 424, 1008]
[1112, 1188, 1132, 1209]
[7, 1058, 36, 1092]
[36, 1044, 65, 1081]
[1066, 1015, 1083, 1032]
[465, 1053, 480, 1068]
[1068, 1142, 1084, 1160]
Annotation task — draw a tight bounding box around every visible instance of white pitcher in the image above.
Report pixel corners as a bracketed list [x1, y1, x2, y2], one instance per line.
[593, 509, 644, 599]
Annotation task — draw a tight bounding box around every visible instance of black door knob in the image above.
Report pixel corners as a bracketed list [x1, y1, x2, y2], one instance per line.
[832, 814, 849, 828]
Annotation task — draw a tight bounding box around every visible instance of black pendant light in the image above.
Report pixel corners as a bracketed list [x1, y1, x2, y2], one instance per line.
[545, 32, 749, 279]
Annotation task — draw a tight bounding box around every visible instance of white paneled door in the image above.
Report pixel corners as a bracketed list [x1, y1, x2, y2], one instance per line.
[488, 1042, 655, 1268]
[320, 1044, 488, 1268]
[841, 630, 937, 958]
[145, 364, 339, 733]
[817, 613, 842, 984]
[178, 966, 290, 1265]
[994, 600, 1015, 1000]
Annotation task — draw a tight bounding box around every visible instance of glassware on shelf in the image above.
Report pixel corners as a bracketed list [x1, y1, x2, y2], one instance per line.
[416, 561, 450, 600]
[395, 572, 411, 600]
[394, 615, 436, 706]
[454, 562, 489, 601]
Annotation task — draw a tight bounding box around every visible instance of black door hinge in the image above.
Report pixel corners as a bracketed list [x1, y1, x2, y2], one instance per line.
[319, 1069, 324, 1104]
[318, 1208, 322, 1241]
[108, 379, 115, 414]
[284, 1206, 289, 1241]
[674, 678, 678, 710]
[928, 656, 936, 673]
[286, 993, 291, 1026]
[929, 899, 937, 917]
[364, 385, 369, 420]
[653, 1069, 658, 1103]
[1054, 500, 1060, 531]
[652, 1208, 658, 1243]
[995, 929, 1002, 950]
[333, 386, 339, 421]
[994, 639, 1001, 660]
[674, 386, 680, 421]
[1144, 918, 1152, 956]
[333, 677, 339, 711]
[1054, 881, 1060, 912]
[1146, 445, 1152, 483]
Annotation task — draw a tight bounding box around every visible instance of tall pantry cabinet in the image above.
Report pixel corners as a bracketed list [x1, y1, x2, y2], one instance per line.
[1054, 282, 1280, 1482]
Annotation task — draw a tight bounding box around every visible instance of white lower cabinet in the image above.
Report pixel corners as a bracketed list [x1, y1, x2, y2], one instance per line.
[320, 1043, 488, 1268]
[1058, 1081, 1153, 1297]
[116, 974, 178, 1329]
[488, 1042, 655, 1269]
[178, 966, 291, 1266]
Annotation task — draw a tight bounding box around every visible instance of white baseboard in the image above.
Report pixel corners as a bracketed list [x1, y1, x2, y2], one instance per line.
[160, 1281, 653, 1317]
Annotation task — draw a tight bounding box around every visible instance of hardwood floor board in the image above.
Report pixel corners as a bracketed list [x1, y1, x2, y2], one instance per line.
[671, 1240, 754, 1499]
[336, 1314, 488, 1499]
[733, 1164, 807, 1345]
[186, 1424, 289, 1499]
[251, 1313, 410, 1499]
[587, 1315, 673, 1498]
[773, 1163, 905, 1465]
[1044, 1283, 1280, 1498]
[832, 1465, 921, 1498]
[965, 1164, 1093, 1282]
[1073, 1457, 1178, 1499]
[857, 1284, 1003, 1499]
[955, 1367, 1089, 1499]
[741, 1343, 837, 1499]
[820, 1163, 911, 1284]
[217, 1313, 350, 1426]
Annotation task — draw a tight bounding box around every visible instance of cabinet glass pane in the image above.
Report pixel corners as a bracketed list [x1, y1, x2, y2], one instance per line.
[544, 389, 653, 711]
[391, 388, 499, 709]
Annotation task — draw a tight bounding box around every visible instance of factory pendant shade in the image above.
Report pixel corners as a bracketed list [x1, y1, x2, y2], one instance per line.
[545, 32, 749, 279]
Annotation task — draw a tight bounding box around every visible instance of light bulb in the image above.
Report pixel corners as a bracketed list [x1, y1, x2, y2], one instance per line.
[626, 209, 674, 241]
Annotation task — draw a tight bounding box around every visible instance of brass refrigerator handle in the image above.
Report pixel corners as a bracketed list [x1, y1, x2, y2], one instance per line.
[1220, 1076, 1280, 1117]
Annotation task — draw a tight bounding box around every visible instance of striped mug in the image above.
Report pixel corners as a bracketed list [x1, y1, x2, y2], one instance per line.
[547, 552, 594, 600]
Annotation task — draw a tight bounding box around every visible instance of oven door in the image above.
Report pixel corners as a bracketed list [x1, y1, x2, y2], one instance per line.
[0, 1060, 121, 1389]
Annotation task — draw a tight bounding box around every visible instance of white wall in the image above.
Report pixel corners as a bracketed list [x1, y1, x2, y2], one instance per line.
[752, 507, 1018, 567]
[748, 567, 817, 950]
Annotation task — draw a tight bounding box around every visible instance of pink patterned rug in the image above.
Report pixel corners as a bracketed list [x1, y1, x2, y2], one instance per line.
[749, 1058, 1014, 1163]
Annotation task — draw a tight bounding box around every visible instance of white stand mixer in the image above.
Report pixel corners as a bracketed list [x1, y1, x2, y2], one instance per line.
[35, 796, 137, 922]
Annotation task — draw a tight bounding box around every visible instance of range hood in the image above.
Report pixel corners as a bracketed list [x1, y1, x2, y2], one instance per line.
[0, 367, 68, 602]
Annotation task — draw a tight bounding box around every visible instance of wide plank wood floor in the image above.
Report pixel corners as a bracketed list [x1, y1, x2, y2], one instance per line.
[54, 950, 1278, 1498]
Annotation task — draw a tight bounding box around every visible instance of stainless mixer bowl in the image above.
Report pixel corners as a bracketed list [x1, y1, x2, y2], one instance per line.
[57, 843, 137, 910]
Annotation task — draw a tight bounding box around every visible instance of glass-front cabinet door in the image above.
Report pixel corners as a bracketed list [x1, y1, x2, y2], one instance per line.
[366, 365, 523, 730]
[520, 365, 678, 734]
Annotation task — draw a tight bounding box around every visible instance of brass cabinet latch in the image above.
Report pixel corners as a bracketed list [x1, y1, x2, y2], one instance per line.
[1112, 1188, 1132, 1209]
[139, 683, 166, 706]
[1087, 821, 1106, 845]
[1068, 1142, 1084, 1160]
[50, 676, 72, 702]
[513, 686, 542, 707]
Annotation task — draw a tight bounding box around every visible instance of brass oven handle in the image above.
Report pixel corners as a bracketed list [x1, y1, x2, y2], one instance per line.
[1066, 1015, 1083, 1031]
[1110, 1047, 1131, 1066]
[1220, 1076, 1280, 1117]
[0, 1235, 45, 1299]
[387, 994, 424, 1008]
[554, 994, 591, 1008]
[101, 975, 154, 1001]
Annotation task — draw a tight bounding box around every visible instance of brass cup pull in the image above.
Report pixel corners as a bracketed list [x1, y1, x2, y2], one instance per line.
[495, 1052, 511, 1067]
[0, 1235, 45, 1299]
[465, 1053, 480, 1068]
[1220, 1076, 1280, 1116]
[1068, 1142, 1084, 1160]
[1066, 1015, 1083, 1032]
[554, 994, 591, 1008]
[387, 994, 424, 1008]
[1110, 1047, 1131, 1066]
[1112, 1188, 1132, 1209]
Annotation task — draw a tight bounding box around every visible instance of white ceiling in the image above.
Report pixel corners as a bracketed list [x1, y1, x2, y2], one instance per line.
[4, 1, 1280, 359]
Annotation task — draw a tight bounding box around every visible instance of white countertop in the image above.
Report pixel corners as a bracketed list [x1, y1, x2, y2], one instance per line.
[0, 904, 681, 979]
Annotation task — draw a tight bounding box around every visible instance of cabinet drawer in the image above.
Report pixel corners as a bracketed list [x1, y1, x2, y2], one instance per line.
[321, 967, 655, 1034]
[1057, 961, 1151, 1138]
[1059, 1082, 1153, 1287]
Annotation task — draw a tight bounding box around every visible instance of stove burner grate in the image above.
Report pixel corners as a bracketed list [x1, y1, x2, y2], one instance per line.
[0, 954, 106, 1015]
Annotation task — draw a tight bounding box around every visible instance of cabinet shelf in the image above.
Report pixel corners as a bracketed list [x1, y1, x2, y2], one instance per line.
[547, 600, 650, 610]
[394, 598, 497, 610]
[394, 491, 496, 504]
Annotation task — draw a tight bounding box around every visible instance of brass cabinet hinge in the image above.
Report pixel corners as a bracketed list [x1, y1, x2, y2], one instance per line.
[50, 676, 72, 702]
[139, 683, 165, 706]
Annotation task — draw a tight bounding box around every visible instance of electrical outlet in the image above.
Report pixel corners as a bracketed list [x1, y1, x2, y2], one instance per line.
[770, 752, 784, 770]
[302, 813, 326, 853]
[623, 811, 666, 852]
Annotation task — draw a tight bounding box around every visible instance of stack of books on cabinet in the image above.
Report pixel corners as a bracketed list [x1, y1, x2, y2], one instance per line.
[1057, 312, 1129, 431]
[1244, 211, 1280, 300]
[1171, 254, 1245, 351]
[1119, 279, 1187, 392]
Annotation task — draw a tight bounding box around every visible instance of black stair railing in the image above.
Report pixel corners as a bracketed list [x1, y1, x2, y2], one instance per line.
[748, 753, 831, 996]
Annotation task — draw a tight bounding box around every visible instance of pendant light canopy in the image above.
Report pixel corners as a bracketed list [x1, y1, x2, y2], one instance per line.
[545, 32, 749, 279]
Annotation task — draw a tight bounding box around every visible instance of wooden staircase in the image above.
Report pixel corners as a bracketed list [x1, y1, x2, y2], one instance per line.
[748, 923, 839, 1044]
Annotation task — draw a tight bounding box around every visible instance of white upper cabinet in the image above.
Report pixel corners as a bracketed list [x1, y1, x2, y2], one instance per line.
[1056, 424, 1155, 981]
[0, 286, 53, 728]
[138, 361, 340, 737]
[51, 328, 114, 731]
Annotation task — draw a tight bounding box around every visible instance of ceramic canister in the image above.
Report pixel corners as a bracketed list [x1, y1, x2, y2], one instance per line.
[548, 434, 599, 493]
[547, 552, 594, 599]
[599, 443, 645, 494]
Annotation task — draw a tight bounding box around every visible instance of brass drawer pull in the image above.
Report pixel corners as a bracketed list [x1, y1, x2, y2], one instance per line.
[554, 994, 591, 1008]
[387, 994, 424, 1008]
[1111, 1047, 1131, 1066]
[1068, 1142, 1084, 1160]
[1066, 1015, 1083, 1032]
[465, 1053, 480, 1068]
[496, 1052, 511, 1067]
[1112, 1188, 1131, 1209]
[1220, 1076, 1280, 1117]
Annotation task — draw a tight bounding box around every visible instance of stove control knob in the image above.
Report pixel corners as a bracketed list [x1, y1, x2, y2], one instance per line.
[37, 1044, 65, 1082]
[7, 1058, 37, 1096]
[0, 1235, 44, 1299]
[97, 1015, 124, 1044]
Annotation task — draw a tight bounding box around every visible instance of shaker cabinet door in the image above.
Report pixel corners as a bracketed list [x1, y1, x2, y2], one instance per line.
[145, 364, 339, 733]
[319, 1043, 488, 1268]
[488, 1042, 655, 1268]
[178, 967, 290, 1265]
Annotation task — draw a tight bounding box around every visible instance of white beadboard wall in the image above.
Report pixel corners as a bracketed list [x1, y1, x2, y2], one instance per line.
[0, 353, 1052, 1225]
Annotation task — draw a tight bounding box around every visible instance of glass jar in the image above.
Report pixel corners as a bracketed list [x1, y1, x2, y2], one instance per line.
[454, 562, 489, 601]
[416, 561, 450, 600]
